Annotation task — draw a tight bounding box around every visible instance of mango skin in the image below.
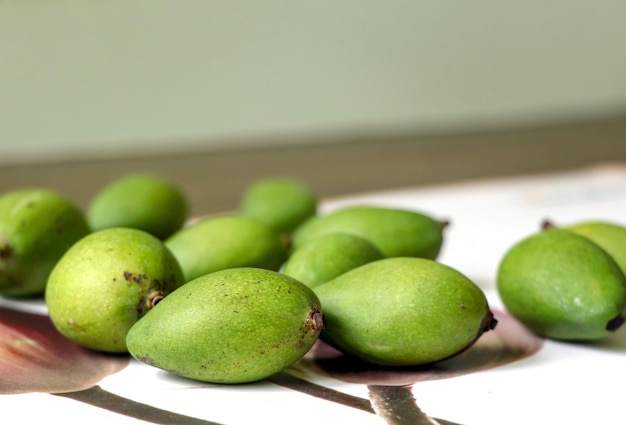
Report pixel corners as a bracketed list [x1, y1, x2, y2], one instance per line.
[314, 257, 495, 366]
[292, 205, 445, 260]
[0, 189, 91, 297]
[239, 177, 318, 235]
[282, 233, 383, 287]
[87, 173, 188, 240]
[126, 267, 324, 384]
[165, 214, 288, 282]
[497, 228, 626, 341]
[45, 228, 186, 353]
[563, 220, 626, 275]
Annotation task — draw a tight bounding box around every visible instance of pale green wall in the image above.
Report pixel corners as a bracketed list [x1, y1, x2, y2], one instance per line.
[2, 1, 626, 163]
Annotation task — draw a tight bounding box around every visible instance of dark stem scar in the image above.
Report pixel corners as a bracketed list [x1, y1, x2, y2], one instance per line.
[136, 289, 166, 317]
[606, 314, 625, 332]
[306, 304, 325, 333]
[0, 241, 12, 260]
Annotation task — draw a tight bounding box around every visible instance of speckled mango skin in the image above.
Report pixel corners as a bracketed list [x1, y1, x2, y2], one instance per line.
[165, 214, 288, 282]
[314, 257, 494, 366]
[292, 205, 445, 260]
[45, 228, 185, 353]
[282, 233, 383, 287]
[126, 267, 324, 384]
[497, 228, 626, 341]
[0, 189, 90, 297]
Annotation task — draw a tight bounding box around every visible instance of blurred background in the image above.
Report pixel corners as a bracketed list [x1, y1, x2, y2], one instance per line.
[1, 1, 626, 213]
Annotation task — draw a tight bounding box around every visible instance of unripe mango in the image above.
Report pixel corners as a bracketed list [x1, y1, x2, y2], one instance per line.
[282, 233, 383, 287]
[292, 205, 446, 259]
[314, 257, 496, 366]
[239, 177, 318, 235]
[87, 173, 188, 240]
[165, 214, 288, 282]
[126, 267, 324, 384]
[0, 189, 90, 297]
[497, 228, 626, 340]
[45, 227, 186, 353]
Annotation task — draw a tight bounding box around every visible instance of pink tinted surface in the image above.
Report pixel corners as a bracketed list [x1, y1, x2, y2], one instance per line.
[0, 306, 129, 394]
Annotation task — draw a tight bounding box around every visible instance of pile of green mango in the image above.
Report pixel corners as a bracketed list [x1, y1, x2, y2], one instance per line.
[0, 173, 190, 352]
[14, 172, 626, 385]
[0, 173, 492, 384]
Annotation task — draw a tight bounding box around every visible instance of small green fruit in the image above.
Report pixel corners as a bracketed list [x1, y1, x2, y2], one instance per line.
[126, 267, 325, 384]
[282, 233, 383, 287]
[292, 205, 446, 259]
[314, 257, 496, 366]
[239, 177, 318, 235]
[497, 228, 626, 341]
[165, 214, 288, 282]
[45, 228, 185, 353]
[0, 189, 90, 297]
[87, 173, 188, 239]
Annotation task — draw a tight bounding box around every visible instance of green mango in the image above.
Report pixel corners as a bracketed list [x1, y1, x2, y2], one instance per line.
[0, 189, 90, 297]
[126, 267, 324, 384]
[45, 227, 185, 353]
[558, 220, 626, 275]
[282, 233, 383, 287]
[292, 205, 446, 259]
[497, 228, 626, 341]
[87, 173, 188, 240]
[165, 214, 288, 282]
[314, 257, 496, 366]
[239, 176, 318, 235]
